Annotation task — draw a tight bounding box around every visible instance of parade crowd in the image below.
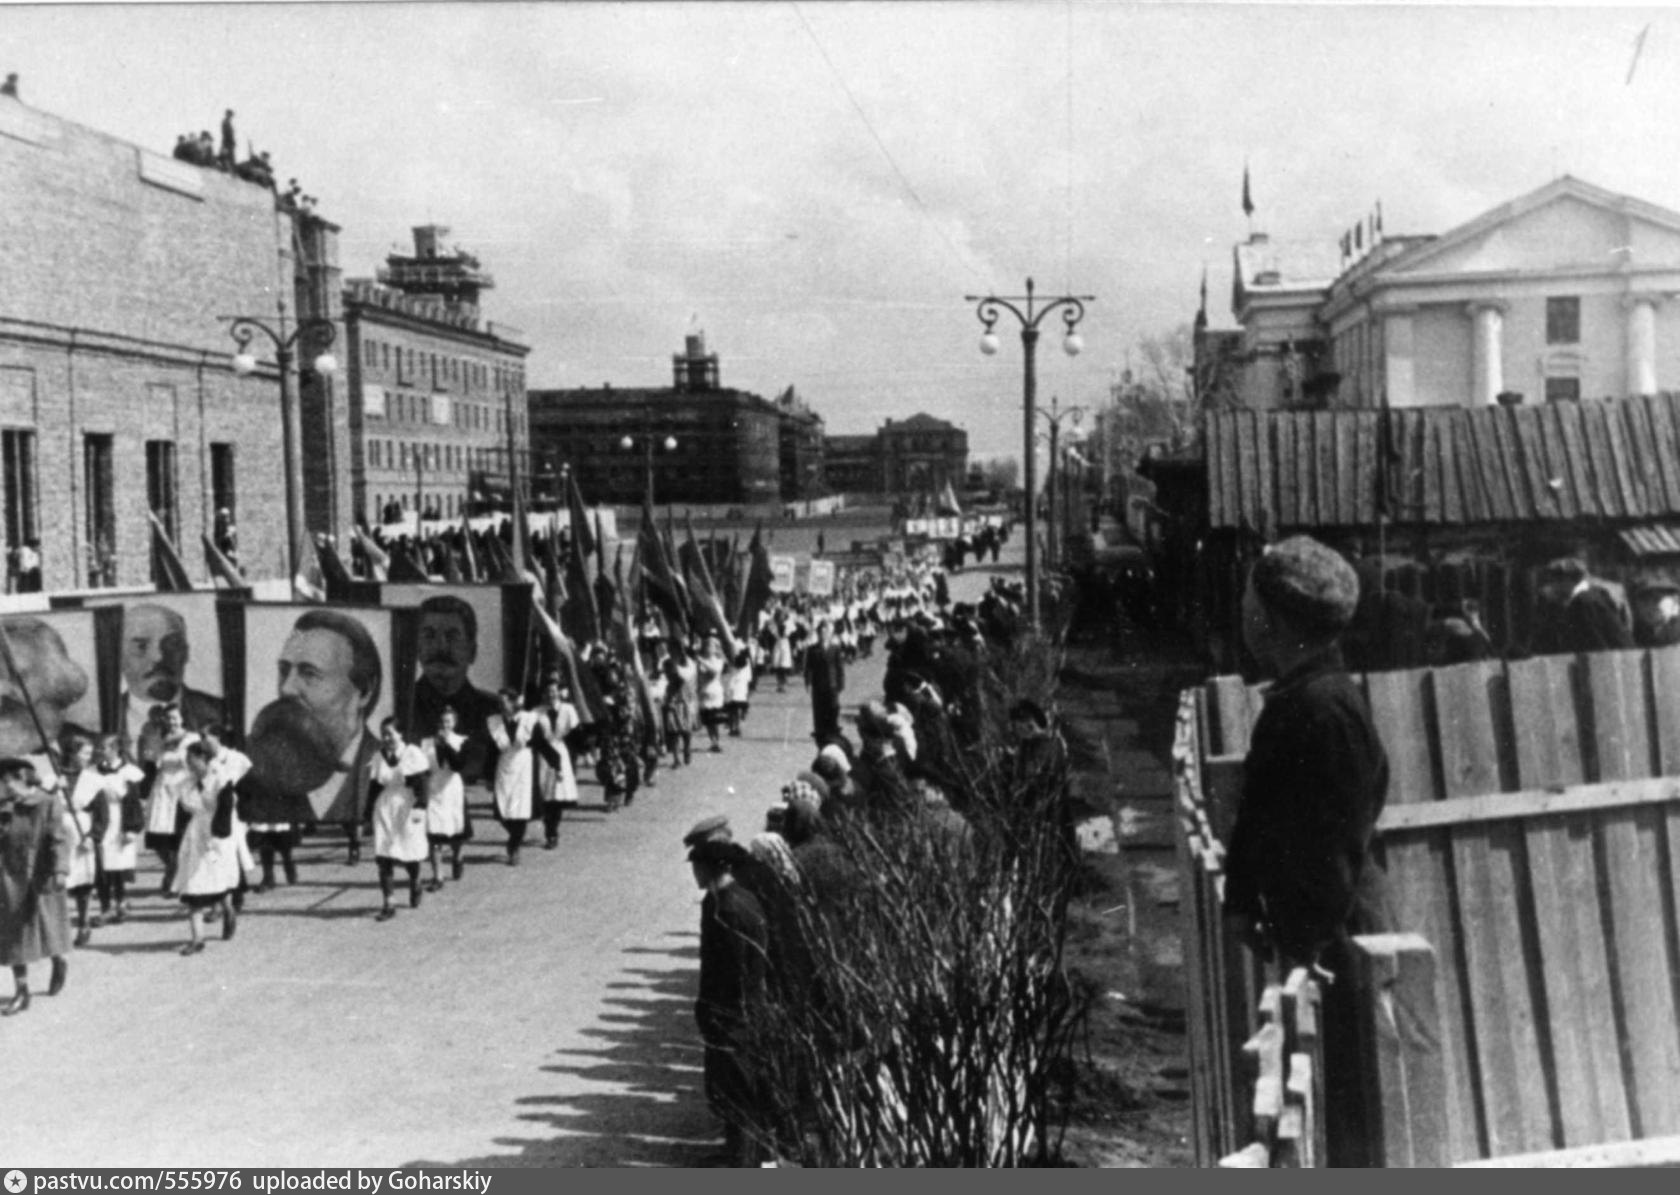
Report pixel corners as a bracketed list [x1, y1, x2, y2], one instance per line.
[0, 554, 1055, 1165]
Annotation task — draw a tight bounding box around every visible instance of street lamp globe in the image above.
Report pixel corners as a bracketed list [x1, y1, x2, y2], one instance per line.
[231, 352, 258, 377]
[620, 434, 634, 451]
[663, 435, 677, 451]
[313, 352, 338, 376]
[1062, 332, 1084, 357]
[979, 331, 1000, 356]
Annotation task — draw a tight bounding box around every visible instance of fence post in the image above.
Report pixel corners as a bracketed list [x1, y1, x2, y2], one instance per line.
[1351, 933, 1449, 1167]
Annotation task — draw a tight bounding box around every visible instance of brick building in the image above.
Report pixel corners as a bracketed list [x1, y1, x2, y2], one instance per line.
[528, 332, 787, 507]
[0, 93, 298, 588]
[774, 385, 826, 499]
[334, 226, 530, 527]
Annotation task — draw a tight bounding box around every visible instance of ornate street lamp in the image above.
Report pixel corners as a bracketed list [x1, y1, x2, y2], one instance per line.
[223, 313, 338, 580]
[967, 278, 1092, 628]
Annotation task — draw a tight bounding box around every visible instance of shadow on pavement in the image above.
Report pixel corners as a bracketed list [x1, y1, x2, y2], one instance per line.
[403, 933, 720, 1168]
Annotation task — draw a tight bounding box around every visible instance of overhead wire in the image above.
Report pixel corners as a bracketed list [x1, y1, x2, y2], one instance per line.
[789, 2, 984, 286]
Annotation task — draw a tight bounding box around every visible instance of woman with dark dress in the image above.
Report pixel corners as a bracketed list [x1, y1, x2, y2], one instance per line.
[0, 756, 71, 1014]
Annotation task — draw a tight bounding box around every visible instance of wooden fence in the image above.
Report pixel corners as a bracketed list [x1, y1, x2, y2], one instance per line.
[1178, 648, 1680, 1166]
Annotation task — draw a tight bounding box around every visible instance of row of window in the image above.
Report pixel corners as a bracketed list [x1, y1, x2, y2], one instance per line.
[371, 389, 523, 436]
[368, 440, 515, 475]
[359, 336, 525, 396]
[2, 430, 237, 586]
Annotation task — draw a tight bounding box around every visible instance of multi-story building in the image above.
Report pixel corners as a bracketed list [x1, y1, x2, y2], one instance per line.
[528, 332, 789, 507]
[879, 413, 969, 493]
[822, 434, 880, 493]
[774, 385, 826, 499]
[1213, 176, 1680, 410]
[333, 226, 530, 528]
[0, 92, 299, 588]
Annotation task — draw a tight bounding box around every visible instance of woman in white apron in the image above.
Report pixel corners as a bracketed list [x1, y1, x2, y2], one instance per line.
[533, 675, 580, 850]
[200, 725, 254, 921]
[173, 741, 242, 956]
[61, 738, 102, 949]
[364, 719, 430, 921]
[487, 689, 535, 865]
[423, 706, 472, 890]
[144, 706, 197, 896]
[92, 734, 144, 926]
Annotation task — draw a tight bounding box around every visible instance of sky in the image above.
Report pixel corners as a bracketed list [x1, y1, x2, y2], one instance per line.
[6, 1, 1680, 459]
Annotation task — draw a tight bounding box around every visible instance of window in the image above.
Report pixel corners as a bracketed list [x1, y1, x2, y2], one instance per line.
[1545, 377, 1582, 403]
[83, 434, 116, 582]
[1547, 297, 1581, 345]
[146, 440, 179, 543]
[2, 429, 38, 553]
[210, 443, 236, 521]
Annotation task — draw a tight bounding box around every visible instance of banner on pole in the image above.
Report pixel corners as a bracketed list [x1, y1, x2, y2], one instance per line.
[768, 554, 796, 593]
[806, 559, 835, 597]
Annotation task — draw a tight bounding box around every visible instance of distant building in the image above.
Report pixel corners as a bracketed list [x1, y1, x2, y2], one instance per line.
[332, 226, 531, 528]
[528, 332, 809, 507]
[823, 434, 880, 493]
[880, 413, 968, 493]
[1210, 176, 1680, 410]
[774, 386, 826, 499]
[0, 92, 299, 588]
[821, 412, 970, 497]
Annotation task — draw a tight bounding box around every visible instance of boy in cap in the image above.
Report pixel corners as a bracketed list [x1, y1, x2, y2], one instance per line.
[1534, 556, 1634, 654]
[1223, 535, 1389, 1166]
[1224, 535, 1389, 964]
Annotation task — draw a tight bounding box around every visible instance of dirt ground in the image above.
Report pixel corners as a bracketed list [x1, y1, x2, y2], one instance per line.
[1050, 622, 1206, 1168]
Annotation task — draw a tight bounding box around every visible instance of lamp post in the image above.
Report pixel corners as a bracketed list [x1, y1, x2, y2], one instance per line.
[1034, 395, 1088, 571]
[968, 277, 1092, 629]
[621, 417, 677, 507]
[223, 311, 337, 581]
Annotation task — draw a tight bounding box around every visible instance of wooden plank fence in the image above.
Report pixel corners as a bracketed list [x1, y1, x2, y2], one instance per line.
[1179, 646, 1680, 1166]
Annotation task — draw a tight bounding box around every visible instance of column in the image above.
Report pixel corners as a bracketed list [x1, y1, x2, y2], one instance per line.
[1383, 310, 1416, 408]
[1468, 301, 1506, 405]
[1624, 294, 1660, 396]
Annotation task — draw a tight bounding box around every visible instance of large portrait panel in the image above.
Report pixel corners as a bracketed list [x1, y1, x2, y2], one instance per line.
[80, 590, 227, 759]
[0, 608, 112, 768]
[225, 603, 403, 827]
[379, 582, 531, 788]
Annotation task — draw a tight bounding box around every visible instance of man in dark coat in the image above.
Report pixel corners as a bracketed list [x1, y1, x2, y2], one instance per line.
[1534, 557, 1634, 654]
[1222, 535, 1389, 1167]
[690, 839, 770, 1167]
[802, 620, 845, 744]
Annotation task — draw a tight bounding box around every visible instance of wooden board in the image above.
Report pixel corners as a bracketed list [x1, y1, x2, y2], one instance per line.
[1645, 396, 1680, 513]
[1508, 655, 1630, 1148]
[1436, 659, 1553, 1158]
[1363, 667, 1480, 1163]
[1555, 402, 1597, 522]
[1584, 651, 1680, 1137]
[1353, 934, 1450, 1167]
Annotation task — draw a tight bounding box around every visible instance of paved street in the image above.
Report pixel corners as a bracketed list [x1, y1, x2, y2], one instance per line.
[0, 653, 893, 1168]
[0, 558, 1016, 1169]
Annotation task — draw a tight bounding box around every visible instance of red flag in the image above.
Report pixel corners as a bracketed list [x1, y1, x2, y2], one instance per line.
[567, 471, 596, 559]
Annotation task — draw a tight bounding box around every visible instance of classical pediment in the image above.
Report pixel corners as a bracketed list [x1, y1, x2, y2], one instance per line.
[1384, 176, 1680, 278]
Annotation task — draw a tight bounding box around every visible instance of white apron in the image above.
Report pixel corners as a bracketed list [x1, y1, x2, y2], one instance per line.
[533, 703, 580, 806]
[94, 762, 146, 873]
[423, 733, 467, 839]
[369, 743, 430, 864]
[488, 711, 535, 822]
[146, 734, 199, 838]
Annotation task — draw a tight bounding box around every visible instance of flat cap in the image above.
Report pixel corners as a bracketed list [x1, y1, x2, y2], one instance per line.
[682, 814, 732, 849]
[1250, 535, 1360, 632]
[1543, 556, 1589, 582]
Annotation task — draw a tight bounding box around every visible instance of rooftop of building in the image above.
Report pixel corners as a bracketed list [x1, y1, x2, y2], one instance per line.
[883, 412, 963, 432]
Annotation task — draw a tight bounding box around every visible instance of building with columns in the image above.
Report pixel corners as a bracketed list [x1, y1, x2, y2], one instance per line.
[1217, 177, 1680, 410]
